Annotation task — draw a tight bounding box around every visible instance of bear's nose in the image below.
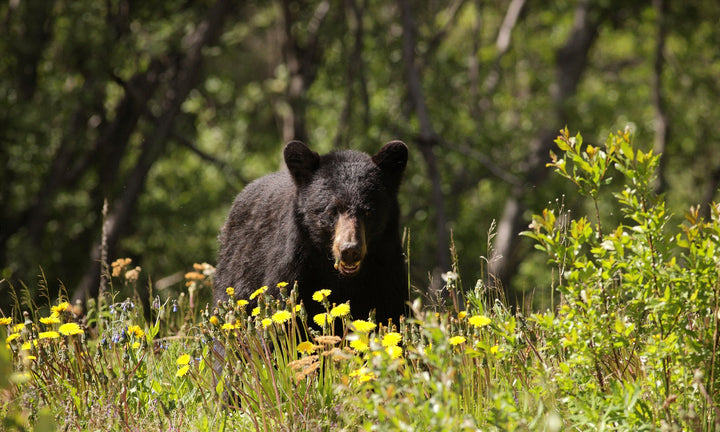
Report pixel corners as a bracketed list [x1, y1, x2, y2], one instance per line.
[340, 243, 362, 264]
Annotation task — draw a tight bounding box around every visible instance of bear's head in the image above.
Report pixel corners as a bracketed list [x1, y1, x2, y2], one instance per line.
[284, 141, 408, 276]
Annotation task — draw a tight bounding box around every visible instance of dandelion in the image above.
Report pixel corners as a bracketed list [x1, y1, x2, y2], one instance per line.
[313, 313, 330, 327]
[52, 302, 71, 315]
[58, 323, 83, 336]
[261, 318, 273, 328]
[131, 341, 141, 349]
[6, 333, 20, 344]
[209, 315, 219, 326]
[458, 311, 467, 320]
[350, 339, 369, 352]
[330, 303, 350, 318]
[249, 286, 268, 300]
[350, 320, 376, 333]
[226, 287, 235, 297]
[469, 315, 492, 328]
[221, 323, 235, 331]
[297, 341, 316, 354]
[294, 304, 302, 312]
[177, 354, 191, 365]
[251, 307, 260, 316]
[490, 345, 499, 355]
[386, 345, 403, 359]
[277, 282, 289, 288]
[350, 367, 376, 382]
[237, 299, 249, 308]
[39, 331, 60, 340]
[312, 289, 332, 302]
[176, 365, 190, 377]
[0, 317, 12, 326]
[126, 325, 144, 338]
[382, 332, 402, 347]
[13, 323, 25, 332]
[272, 310, 292, 324]
[449, 336, 466, 346]
[40, 316, 61, 325]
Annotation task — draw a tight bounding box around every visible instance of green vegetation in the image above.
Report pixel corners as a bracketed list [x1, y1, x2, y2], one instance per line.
[2, 131, 719, 431]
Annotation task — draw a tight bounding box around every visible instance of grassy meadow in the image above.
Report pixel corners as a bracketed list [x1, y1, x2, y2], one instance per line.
[2, 131, 720, 431]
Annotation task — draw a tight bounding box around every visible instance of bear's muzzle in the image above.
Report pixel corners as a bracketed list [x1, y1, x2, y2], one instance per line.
[332, 213, 366, 276]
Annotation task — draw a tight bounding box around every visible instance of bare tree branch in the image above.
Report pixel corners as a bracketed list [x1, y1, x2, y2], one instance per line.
[483, 0, 526, 98]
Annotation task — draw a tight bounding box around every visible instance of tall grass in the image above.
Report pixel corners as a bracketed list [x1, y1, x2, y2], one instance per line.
[1, 128, 719, 431]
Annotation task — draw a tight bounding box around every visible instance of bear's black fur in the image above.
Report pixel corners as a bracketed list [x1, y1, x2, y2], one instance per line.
[214, 140, 409, 325]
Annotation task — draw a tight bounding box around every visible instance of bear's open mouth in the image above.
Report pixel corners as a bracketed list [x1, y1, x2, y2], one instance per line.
[335, 260, 362, 275]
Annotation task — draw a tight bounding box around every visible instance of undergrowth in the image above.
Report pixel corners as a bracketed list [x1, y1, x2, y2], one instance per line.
[1, 128, 719, 431]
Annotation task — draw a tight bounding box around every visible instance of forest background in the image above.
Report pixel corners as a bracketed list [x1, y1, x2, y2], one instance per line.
[1, 0, 719, 314]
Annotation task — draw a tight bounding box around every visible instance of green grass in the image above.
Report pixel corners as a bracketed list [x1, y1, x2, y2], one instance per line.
[2, 129, 720, 431]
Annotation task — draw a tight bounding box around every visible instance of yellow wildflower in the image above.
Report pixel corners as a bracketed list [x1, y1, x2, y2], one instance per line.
[225, 287, 234, 297]
[382, 332, 402, 347]
[350, 320, 376, 333]
[13, 323, 24, 332]
[131, 341, 140, 349]
[40, 316, 61, 325]
[386, 345, 403, 359]
[209, 315, 219, 326]
[237, 299, 249, 308]
[297, 341, 316, 354]
[249, 286, 268, 300]
[6, 333, 20, 344]
[350, 339, 369, 352]
[449, 336, 466, 346]
[126, 325, 144, 338]
[51, 301, 70, 315]
[272, 310, 292, 324]
[177, 354, 191, 365]
[330, 303, 350, 318]
[295, 304, 302, 312]
[313, 313, 330, 327]
[58, 323, 83, 336]
[221, 323, 235, 331]
[39, 331, 60, 340]
[0, 317, 12, 326]
[311, 289, 332, 302]
[469, 315, 492, 328]
[458, 311, 467, 320]
[261, 318, 273, 328]
[350, 367, 376, 382]
[176, 365, 190, 377]
[490, 345, 500, 355]
[277, 282, 289, 288]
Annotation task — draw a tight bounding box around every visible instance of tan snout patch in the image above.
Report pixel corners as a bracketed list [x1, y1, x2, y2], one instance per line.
[332, 213, 366, 276]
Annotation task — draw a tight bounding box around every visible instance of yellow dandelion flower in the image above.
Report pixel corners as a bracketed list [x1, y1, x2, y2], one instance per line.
[131, 341, 140, 349]
[225, 287, 234, 297]
[297, 341, 316, 354]
[294, 304, 302, 312]
[58, 323, 83, 336]
[251, 307, 260, 316]
[382, 332, 402, 347]
[449, 336, 466, 346]
[249, 286, 268, 300]
[277, 282, 289, 288]
[350, 367, 376, 382]
[39, 331, 60, 339]
[176, 365, 190, 377]
[21, 341, 33, 351]
[261, 318, 273, 328]
[51, 301, 70, 315]
[237, 299, 249, 308]
[177, 354, 191, 365]
[313, 313, 330, 326]
[221, 323, 235, 331]
[27, 355, 37, 361]
[6, 333, 20, 344]
[458, 311, 467, 320]
[209, 315, 219, 326]
[311, 289, 332, 302]
[126, 325, 144, 338]
[13, 323, 24, 332]
[490, 345, 499, 355]
[469, 315, 492, 328]
[386, 345, 403, 359]
[272, 310, 292, 324]
[350, 320, 376, 333]
[40, 316, 61, 325]
[350, 339, 369, 352]
[330, 303, 350, 318]
[0, 317, 12, 326]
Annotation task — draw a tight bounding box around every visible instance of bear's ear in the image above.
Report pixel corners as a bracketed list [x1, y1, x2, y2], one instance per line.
[284, 141, 320, 186]
[372, 140, 408, 191]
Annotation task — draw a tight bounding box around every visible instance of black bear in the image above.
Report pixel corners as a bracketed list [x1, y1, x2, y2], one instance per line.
[214, 140, 409, 325]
